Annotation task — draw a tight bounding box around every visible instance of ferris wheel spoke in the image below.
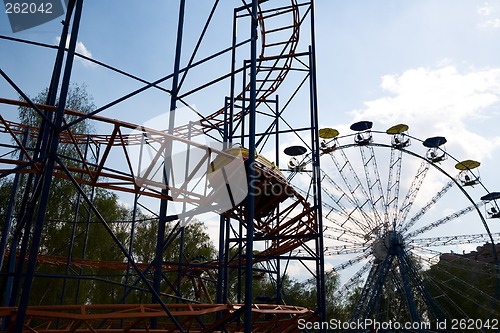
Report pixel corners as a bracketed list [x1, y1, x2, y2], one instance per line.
[386, 147, 403, 231]
[329, 151, 379, 230]
[395, 159, 430, 228]
[321, 188, 375, 235]
[296, 182, 372, 238]
[409, 249, 500, 320]
[350, 263, 380, 320]
[325, 244, 368, 255]
[409, 233, 500, 248]
[408, 246, 450, 266]
[400, 178, 456, 233]
[321, 169, 376, 233]
[322, 198, 371, 235]
[334, 251, 372, 272]
[323, 221, 368, 243]
[422, 275, 470, 321]
[334, 259, 374, 300]
[359, 145, 388, 226]
[431, 257, 498, 284]
[405, 201, 485, 239]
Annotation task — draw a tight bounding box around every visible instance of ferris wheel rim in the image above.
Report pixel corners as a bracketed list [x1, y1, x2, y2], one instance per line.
[312, 124, 500, 324]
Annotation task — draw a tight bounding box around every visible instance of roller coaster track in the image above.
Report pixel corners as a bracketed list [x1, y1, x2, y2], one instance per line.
[0, 0, 304, 197]
[174, 0, 301, 137]
[0, 99, 317, 257]
[0, 1, 319, 331]
[0, 304, 316, 333]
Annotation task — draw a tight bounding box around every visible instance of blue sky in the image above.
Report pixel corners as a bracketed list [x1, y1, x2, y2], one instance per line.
[0, 0, 500, 174]
[315, 0, 500, 174]
[3, 1, 500, 151]
[2, 1, 500, 276]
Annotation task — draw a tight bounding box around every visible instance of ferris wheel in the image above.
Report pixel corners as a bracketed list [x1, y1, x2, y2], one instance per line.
[289, 120, 500, 328]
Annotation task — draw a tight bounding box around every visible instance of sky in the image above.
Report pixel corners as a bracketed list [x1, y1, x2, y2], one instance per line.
[2, 1, 500, 160]
[317, 1, 500, 159]
[1, 1, 500, 278]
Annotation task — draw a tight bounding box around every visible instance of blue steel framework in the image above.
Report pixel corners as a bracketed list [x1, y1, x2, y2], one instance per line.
[2, 1, 497, 332]
[0, 0, 326, 332]
[217, 1, 326, 328]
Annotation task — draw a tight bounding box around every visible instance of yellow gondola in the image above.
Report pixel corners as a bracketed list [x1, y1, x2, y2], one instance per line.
[208, 147, 291, 218]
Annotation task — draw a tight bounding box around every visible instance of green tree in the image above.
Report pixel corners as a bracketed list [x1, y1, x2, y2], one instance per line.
[17, 83, 95, 139]
[424, 250, 500, 322]
[129, 219, 218, 304]
[1, 84, 135, 306]
[250, 268, 342, 319]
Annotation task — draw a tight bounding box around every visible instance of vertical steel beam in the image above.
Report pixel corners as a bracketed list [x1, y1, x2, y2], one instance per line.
[123, 192, 139, 302]
[155, 0, 186, 298]
[13, 1, 83, 330]
[243, 0, 258, 331]
[177, 227, 186, 302]
[0, 127, 29, 273]
[216, 214, 225, 304]
[0, 128, 29, 328]
[5, 2, 76, 309]
[217, 4, 242, 309]
[153, 0, 186, 330]
[60, 135, 91, 305]
[217, 97, 231, 305]
[229, 8, 238, 143]
[274, 95, 282, 305]
[75, 142, 99, 303]
[123, 132, 146, 302]
[309, 0, 327, 326]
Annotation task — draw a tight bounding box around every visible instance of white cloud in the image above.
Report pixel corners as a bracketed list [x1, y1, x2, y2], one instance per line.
[482, 18, 500, 28]
[350, 65, 500, 162]
[477, 2, 500, 28]
[76, 41, 92, 59]
[477, 2, 492, 16]
[55, 36, 95, 68]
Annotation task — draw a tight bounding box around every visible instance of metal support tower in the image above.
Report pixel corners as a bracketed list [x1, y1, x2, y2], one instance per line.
[0, 0, 325, 331]
[218, 0, 326, 330]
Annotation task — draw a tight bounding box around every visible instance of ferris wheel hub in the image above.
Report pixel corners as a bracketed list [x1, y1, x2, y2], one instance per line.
[372, 231, 404, 261]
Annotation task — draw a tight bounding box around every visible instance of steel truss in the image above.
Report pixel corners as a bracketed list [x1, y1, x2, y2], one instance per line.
[0, 0, 324, 332]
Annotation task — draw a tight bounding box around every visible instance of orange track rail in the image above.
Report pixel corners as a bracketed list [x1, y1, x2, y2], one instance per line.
[0, 304, 316, 332]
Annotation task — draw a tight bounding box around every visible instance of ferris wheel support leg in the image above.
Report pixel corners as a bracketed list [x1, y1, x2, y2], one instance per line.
[396, 247, 421, 323]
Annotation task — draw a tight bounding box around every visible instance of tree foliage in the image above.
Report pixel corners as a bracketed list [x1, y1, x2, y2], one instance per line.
[424, 252, 500, 322]
[18, 83, 95, 133]
[249, 268, 345, 320]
